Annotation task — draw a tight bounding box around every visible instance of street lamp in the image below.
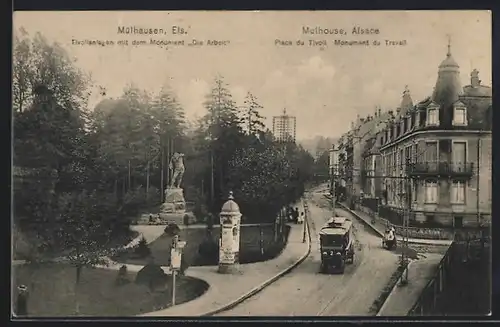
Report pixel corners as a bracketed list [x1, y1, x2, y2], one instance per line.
[329, 144, 339, 216]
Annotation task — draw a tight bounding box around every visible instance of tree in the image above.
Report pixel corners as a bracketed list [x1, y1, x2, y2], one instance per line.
[201, 76, 246, 210]
[226, 140, 314, 223]
[12, 28, 92, 114]
[242, 92, 266, 136]
[54, 190, 116, 315]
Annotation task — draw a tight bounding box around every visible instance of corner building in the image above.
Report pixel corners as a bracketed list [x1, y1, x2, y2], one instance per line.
[378, 43, 492, 228]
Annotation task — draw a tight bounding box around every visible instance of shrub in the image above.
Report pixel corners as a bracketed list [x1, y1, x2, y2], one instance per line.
[134, 237, 151, 258]
[164, 223, 180, 236]
[115, 265, 130, 286]
[206, 213, 215, 230]
[197, 234, 219, 265]
[135, 263, 168, 291]
[183, 214, 190, 226]
[193, 201, 208, 223]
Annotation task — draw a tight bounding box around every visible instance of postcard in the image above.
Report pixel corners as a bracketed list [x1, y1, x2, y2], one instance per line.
[12, 10, 491, 318]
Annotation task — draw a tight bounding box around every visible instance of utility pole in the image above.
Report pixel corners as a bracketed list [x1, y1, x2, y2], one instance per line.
[400, 159, 411, 285]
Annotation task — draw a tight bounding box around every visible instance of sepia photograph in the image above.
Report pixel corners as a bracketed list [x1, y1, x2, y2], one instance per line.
[11, 10, 491, 318]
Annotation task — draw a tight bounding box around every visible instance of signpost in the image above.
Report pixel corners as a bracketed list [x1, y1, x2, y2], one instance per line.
[303, 202, 308, 243]
[170, 235, 186, 306]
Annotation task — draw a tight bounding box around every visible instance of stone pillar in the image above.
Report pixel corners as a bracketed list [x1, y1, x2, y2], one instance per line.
[218, 191, 242, 274]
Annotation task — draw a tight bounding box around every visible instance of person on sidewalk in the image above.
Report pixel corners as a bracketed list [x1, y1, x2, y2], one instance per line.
[293, 208, 299, 224]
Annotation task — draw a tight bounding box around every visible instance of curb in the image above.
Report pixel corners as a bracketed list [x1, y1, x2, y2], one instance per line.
[376, 261, 413, 316]
[337, 204, 452, 246]
[201, 203, 312, 316]
[338, 203, 385, 238]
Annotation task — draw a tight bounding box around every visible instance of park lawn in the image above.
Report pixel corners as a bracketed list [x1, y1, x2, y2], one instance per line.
[13, 228, 140, 262]
[113, 224, 291, 267]
[12, 263, 208, 317]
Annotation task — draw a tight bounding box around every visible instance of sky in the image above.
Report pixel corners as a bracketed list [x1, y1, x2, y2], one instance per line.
[13, 11, 491, 140]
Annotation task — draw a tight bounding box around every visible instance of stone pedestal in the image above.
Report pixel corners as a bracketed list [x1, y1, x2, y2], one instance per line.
[159, 188, 190, 224]
[161, 188, 186, 213]
[218, 262, 240, 274]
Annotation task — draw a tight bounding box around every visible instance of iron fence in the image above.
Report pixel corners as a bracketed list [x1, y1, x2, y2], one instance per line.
[408, 240, 491, 316]
[407, 243, 453, 315]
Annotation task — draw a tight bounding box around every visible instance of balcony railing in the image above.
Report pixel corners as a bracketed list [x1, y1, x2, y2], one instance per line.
[406, 162, 474, 178]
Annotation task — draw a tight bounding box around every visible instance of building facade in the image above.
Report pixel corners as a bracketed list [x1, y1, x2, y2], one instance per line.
[338, 108, 391, 204]
[377, 44, 492, 227]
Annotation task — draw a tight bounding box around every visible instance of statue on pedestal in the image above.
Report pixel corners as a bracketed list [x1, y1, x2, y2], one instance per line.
[159, 152, 192, 224]
[169, 152, 185, 189]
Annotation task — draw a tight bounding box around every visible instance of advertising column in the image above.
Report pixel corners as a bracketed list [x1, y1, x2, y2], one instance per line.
[218, 191, 242, 274]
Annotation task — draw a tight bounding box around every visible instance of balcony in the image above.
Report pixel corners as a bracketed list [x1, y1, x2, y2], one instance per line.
[406, 162, 474, 178]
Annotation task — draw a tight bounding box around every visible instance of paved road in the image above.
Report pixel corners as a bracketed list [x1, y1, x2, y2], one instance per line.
[215, 189, 401, 316]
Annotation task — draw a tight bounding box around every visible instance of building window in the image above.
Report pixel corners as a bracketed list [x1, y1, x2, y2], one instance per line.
[452, 141, 467, 171]
[451, 180, 466, 204]
[427, 108, 439, 126]
[392, 152, 396, 173]
[453, 106, 467, 126]
[454, 216, 463, 228]
[425, 180, 438, 203]
[424, 141, 438, 163]
[425, 215, 435, 224]
[412, 183, 418, 202]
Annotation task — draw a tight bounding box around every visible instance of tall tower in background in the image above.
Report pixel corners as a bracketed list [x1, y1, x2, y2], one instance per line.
[272, 108, 297, 143]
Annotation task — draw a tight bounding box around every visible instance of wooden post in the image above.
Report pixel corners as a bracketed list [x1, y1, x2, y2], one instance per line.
[260, 224, 264, 256]
[160, 146, 164, 203]
[128, 160, 131, 190]
[210, 148, 215, 203]
[146, 161, 150, 201]
[172, 270, 176, 306]
[166, 138, 170, 189]
[302, 209, 307, 243]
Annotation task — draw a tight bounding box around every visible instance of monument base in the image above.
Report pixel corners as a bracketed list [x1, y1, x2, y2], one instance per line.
[161, 187, 187, 213]
[158, 212, 196, 225]
[218, 263, 240, 274]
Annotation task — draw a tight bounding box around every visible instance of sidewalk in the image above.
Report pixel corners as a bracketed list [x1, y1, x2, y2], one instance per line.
[377, 253, 443, 316]
[139, 200, 310, 316]
[338, 203, 453, 246]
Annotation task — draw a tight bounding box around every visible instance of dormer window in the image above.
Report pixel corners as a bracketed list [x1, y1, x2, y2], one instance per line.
[453, 104, 467, 126]
[426, 104, 439, 126]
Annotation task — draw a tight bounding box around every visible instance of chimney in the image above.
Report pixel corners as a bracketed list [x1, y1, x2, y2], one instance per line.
[378, 107, 382, 117]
